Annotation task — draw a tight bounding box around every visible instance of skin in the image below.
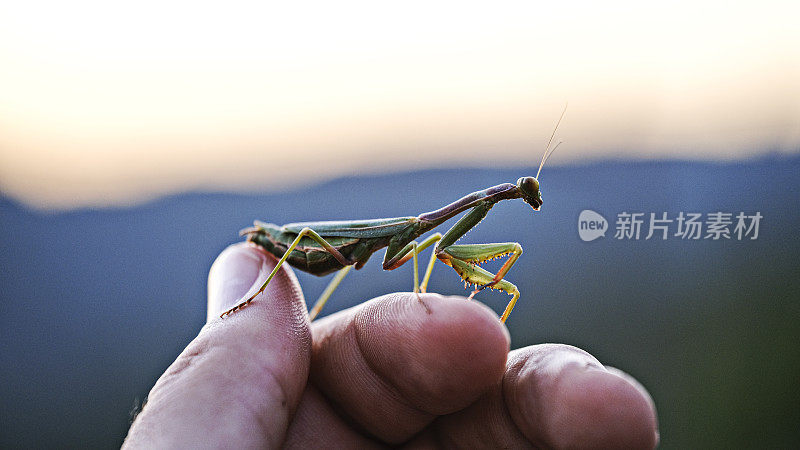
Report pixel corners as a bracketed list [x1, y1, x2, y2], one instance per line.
[124, 243, 659, 449]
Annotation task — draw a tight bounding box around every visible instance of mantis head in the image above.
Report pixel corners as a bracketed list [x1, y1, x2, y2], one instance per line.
[517, 176, 542, 210]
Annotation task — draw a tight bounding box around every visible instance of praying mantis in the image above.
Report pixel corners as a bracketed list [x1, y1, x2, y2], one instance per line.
[221, 109, 566, 322]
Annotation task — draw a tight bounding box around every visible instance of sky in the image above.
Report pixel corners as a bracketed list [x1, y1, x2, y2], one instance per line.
[1, 1, 798, 209]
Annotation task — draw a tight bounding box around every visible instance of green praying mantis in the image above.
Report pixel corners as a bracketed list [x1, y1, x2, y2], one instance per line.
[221, 109, 566, 323]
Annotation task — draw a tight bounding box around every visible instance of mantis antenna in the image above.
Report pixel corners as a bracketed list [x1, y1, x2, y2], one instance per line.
[536, 103, 568, 179]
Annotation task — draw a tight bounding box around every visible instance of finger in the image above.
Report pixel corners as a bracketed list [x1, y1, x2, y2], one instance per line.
[410, 344, 658, 449]
[504, 345, 658, 448]
[308, 292, 510, 444]
[124, 243, 311, 449]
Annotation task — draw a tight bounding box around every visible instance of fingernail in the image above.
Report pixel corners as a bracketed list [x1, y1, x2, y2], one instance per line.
[207, 243, 267, 321]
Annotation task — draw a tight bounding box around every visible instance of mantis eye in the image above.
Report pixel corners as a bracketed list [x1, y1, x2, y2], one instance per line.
[516, 176, 539, 195]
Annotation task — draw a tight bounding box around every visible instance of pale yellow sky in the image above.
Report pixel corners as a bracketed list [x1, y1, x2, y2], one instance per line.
[1, 1, 798, 209]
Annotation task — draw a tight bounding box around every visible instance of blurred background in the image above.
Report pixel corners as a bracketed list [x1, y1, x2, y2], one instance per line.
[1, 1, 798, 448]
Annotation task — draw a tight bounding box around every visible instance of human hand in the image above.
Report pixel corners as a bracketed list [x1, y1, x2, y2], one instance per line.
[124, 243, 658, 449]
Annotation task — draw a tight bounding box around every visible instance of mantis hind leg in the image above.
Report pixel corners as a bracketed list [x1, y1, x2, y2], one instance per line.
[308, 265, 352, 321]
[220, 227, 352, 318]
[437, 242, 523, 323]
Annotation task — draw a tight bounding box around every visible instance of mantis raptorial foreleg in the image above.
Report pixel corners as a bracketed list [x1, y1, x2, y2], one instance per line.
[437, 244, 522, 322]
[448, 258, 520, 321]
[442, 242, 523, 289]
[433, 201, 525, 322]
[220, 227, 351, 318]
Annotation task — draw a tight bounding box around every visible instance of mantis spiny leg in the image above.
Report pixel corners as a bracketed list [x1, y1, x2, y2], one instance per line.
[445, 242, 523, 291]
[220, 227, 351, 318]
[433, 201, 525, 322]
[437, 243, 523, 322]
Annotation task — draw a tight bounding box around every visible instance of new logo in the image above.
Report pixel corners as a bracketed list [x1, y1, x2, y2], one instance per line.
[578, 209, 608, 241]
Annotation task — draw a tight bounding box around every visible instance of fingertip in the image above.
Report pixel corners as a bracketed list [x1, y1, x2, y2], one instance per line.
[207, 242, 270, 321]
[207, 242, 306, 324]
[354, 293, 510, 413]
[550, 366, 658, 449]
[605, 367, 660, 447]
[505, 345, 658, 450]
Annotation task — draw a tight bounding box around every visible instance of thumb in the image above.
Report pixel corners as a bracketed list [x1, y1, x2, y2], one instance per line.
[124, 243, 311, 449]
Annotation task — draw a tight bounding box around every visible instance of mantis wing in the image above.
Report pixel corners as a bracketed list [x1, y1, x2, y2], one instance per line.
[282, 217, 417, 238]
